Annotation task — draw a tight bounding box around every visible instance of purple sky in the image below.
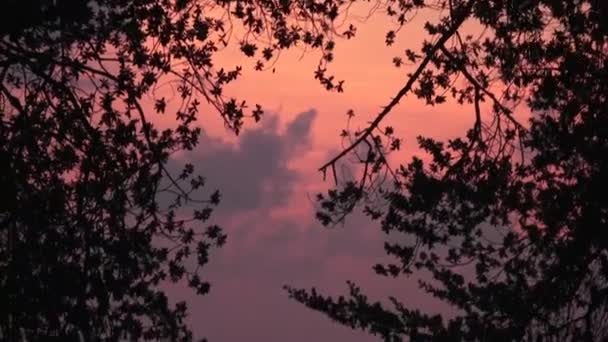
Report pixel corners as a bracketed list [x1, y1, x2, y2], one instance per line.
[163, 110, 449, 341]
[154, 11, 480, 339]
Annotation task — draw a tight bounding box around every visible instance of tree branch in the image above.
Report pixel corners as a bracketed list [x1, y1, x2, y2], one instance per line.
[438, 45, 526, 131]
[319, 0, 475, 175]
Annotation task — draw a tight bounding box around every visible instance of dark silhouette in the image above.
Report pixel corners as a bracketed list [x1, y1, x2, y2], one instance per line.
[287, 0, 608, 341]
[0, 0, 347, 340]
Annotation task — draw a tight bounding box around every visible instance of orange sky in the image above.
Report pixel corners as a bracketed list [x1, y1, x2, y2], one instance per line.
[210, 8, 483, 202]
[150, 6, 479, 148]
[155, 7, 527, 341]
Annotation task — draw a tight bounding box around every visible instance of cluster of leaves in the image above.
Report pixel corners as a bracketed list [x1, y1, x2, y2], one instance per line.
[0, 0, 360, 340]
[288, 0, 608, 341]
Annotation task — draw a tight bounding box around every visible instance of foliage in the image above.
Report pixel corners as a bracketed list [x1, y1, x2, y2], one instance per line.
[287, 0, 608, 341]
[0, 0, 353, 340]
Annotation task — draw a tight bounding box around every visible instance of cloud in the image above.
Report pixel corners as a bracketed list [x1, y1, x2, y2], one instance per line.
[165, 110, 427, 342]
[176, 110, 316, 215]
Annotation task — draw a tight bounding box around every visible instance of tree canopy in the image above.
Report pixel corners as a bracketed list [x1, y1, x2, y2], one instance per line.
[0, 0, 349, 340]
[286, 0, 608, 341]
[2, 0, 607, 341]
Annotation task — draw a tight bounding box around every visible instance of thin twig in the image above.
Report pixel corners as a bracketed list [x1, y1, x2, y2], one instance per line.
[438, 45, 526, 131]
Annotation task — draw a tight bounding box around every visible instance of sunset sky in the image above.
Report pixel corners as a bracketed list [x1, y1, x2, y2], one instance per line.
[6, 1, 604, 341]
[159, 7, 489, 341]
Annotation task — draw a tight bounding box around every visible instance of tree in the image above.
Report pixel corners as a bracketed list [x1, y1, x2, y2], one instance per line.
[0, 0, 351, 340]
[286, 0, 608, 341]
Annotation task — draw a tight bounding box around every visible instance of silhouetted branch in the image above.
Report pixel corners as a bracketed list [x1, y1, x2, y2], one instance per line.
[319, 0, 475, 177]
[438, 45, 526, 132]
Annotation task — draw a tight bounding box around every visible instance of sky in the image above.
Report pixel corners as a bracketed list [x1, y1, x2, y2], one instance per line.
[156, 7, 494, 341]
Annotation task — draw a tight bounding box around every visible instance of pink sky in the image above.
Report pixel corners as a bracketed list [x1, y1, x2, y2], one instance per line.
[156, 7, 501, 341]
